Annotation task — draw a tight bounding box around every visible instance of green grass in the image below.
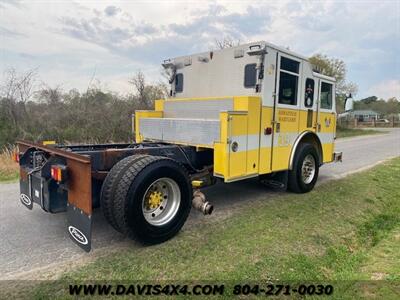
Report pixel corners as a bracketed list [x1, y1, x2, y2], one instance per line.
[0, 147, 19, 182]
[0, 170, 19, 182]
[18, 158, 400, 299]
[358, 226, 400, 280]
[336, 127, 385, 138]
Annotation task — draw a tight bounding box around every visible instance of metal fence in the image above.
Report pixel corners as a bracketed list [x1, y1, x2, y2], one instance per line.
[337, 117, 400, 128]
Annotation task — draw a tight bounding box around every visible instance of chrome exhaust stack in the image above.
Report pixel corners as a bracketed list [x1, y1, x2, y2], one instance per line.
[192, 190, 213, 215]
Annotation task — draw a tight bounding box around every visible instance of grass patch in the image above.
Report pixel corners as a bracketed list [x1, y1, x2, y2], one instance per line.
[336, 127, 384, 138]
[358, 214, 400, 246]
[0, 146, 19, 182]
[357, 226, 400, 281]
[24, 158, 400, 299]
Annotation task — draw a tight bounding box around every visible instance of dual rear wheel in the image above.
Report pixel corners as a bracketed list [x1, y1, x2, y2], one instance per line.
[100, 155, 192, 244]
[101, 143, 320, 244]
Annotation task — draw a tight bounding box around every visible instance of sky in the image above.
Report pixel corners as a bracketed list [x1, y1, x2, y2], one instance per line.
[0, 0, 399, 100]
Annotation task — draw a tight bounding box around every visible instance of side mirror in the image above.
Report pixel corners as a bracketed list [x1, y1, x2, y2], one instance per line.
[344, 94, 354, 112]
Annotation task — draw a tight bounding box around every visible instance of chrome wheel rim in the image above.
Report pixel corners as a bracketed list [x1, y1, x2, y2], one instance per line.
[142, 177, 181, 226]
[301, 154, 316, 184]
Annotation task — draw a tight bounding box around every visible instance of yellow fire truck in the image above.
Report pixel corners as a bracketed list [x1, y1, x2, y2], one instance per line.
[136, 41, 342, 187]
[16, 41, 344, 251]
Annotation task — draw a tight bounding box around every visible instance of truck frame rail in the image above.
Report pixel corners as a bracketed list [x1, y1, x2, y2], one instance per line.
[16, 140, 213, 251]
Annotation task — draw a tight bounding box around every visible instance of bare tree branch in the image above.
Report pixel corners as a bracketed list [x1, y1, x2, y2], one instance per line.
[214, 36, 241, 49]
[129, 70, 147, 106]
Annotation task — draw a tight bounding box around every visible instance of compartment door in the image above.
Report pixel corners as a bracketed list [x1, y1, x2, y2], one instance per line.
[228, 113, 248, 179]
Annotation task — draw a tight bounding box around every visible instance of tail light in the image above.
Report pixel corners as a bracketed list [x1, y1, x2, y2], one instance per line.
[12, 151, 20, 163]
[51, 165, 67, 183]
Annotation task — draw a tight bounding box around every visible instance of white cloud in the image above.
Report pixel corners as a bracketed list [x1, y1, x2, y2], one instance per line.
[0, 0, 399, 98]
[367, 80, 400, 100]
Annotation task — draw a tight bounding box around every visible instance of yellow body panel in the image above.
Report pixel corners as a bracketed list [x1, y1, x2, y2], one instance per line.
[318, 111, 336, 163]
[258, 106, 273, 174]
[229, 149, 248, 178]
[259, 147, 272, 174]
[228, 113, 248, 178]
[233, 96, 262, 134]
[213, 112, 229, 177]
[136, 96, 337, 182]
[154, 99, 164, 111]
[271, 108, 299, 171]
[322, 143, 335, 163]
[272, 145, 293, 171]
[298, 109, 317, 132]
[213, 142, 227, 177]
[246, 149, 259, 175]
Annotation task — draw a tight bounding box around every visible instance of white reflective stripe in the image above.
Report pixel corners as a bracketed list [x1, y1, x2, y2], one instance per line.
[229, 134, 260, 152]
[272, 132, 334, 147]
[229, 135, 247, 152]
[272, 132, 298, 147]
[317, 132, 334, 144]
[247, 134, 259, 151]
[225, 132, 334, 154]
[260, 133, 272, 148]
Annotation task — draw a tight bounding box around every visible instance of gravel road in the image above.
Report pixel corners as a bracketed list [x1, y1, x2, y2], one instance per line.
[1, 128, 399, 279]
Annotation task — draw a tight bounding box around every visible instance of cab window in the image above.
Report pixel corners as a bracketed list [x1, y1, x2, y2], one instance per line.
[320, 82, 333, 109]
[278, 57, 299, 105]
[304, 78, 314, 107]
[175, 73, 183, 93]
[281, 57, 299, 73]
[244, 64, 257, 88]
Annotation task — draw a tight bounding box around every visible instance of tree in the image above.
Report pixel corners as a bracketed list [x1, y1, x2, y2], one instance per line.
[129, 71, 168, 108]
[0, 68, 37, 141]
[214, 36, 241, 49]
[309, 54, 358, 113]
[309, 54, 358, 96]
[354, 96, 400, 117]
[37, 85, 63, 104]
[129, 70, 147, 107]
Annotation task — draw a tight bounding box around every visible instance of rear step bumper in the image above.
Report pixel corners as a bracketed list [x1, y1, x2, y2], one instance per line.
[17, 140, 93, 252]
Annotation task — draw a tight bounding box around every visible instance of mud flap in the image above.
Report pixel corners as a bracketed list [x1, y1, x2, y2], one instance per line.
[19, 172, 33, 210]
[67, 202, 92, 252]
[19, 193, 33, 210]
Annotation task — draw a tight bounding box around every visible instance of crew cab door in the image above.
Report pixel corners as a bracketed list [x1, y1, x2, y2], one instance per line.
[316, 79, 336, 163]
[271, 53, 302, 171]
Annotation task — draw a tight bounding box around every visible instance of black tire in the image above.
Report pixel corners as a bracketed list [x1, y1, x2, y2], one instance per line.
[111, 155, 192, 244]
[100, 155, 149, 232]
[288, 143, 319, 193]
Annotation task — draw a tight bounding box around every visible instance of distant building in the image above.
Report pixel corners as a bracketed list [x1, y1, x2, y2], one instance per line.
[351, 110, 379, 121]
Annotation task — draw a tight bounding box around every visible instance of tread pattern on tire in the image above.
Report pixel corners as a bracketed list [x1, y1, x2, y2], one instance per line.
[113, 155, 162, 235]
[116, 156, 191, 239]
[100, 155, 150, 232]
[288, 143, 319, 194]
